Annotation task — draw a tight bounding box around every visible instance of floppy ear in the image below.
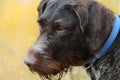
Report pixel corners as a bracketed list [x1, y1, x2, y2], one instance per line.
[38, 0, 49, 15]
[82, 1, 114, 53]
[64, 0, 89, 34]
[65, 0, 114, 53]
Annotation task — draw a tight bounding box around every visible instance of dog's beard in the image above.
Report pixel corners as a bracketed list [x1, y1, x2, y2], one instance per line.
[38, 67, 72, 80]
[29, 54, 72, 80]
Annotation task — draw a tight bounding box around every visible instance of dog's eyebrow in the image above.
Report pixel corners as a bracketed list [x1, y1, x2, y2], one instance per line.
[54, 19, 63, 23]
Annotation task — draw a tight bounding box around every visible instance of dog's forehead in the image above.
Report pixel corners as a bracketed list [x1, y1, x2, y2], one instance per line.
[47, 0, 78, 8]
[40, 0, 78, 20]
[48, 0, 78, 4]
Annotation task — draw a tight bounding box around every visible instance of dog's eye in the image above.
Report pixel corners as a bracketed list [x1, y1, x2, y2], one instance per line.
[56, 27, 66, 33]
[55, 23, 66, 33]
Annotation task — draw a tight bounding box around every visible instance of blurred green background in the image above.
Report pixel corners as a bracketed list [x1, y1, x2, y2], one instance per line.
[0, 0, 120, 80]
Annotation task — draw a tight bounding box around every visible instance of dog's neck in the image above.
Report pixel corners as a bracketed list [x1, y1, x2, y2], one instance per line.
[86, 31, 120, 80]
[86, 15, 120, 65]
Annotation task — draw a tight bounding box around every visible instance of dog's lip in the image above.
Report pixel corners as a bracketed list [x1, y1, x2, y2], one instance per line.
[28, 66, 62, 76]
[29, 67, 34, 72]
[28, 67, 41, 75]
[28, 65, 38, 71]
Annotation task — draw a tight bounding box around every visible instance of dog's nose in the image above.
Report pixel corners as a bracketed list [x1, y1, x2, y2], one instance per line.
[24, 55, 36, 67]
[24, 45, 45, 67]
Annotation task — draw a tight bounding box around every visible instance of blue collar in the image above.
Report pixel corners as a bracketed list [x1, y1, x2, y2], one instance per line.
[85, 15, 120, 67]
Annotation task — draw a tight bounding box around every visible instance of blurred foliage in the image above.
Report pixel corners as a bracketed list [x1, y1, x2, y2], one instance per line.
[0, 0, 119, 80]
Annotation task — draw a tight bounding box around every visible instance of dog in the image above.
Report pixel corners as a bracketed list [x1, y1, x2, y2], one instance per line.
[24, 0, 120, 80]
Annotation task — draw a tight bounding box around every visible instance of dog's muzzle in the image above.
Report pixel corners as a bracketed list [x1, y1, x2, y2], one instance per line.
[24, 33, 49, 69]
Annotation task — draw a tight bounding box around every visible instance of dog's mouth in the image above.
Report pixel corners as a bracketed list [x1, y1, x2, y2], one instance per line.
[26, 55, 71, 80]
[28, 64, 72, 80]
[38, 67, 72, 80]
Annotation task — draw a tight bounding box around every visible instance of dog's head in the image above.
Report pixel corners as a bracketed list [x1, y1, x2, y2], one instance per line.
[24, 0, 114, 79]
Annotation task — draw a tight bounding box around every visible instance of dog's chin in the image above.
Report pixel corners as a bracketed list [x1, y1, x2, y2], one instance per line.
[29, 65, 71, 80]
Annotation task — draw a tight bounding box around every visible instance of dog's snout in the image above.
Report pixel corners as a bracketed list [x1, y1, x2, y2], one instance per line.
[30, 44, 47, 55]
[25, 46, 46, 67]
[24, 49, 36, 67]
[24, 54, 36, 67]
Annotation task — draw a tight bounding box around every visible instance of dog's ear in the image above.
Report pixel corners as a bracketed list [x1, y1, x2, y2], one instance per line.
[84, 1, 114, 53]
[65, 0, 114, 53]
[38, 0, 49, 14]
[64, 0, 89, 34]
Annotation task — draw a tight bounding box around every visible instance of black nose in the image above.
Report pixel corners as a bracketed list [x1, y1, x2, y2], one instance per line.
[24, 56, 36, 67]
